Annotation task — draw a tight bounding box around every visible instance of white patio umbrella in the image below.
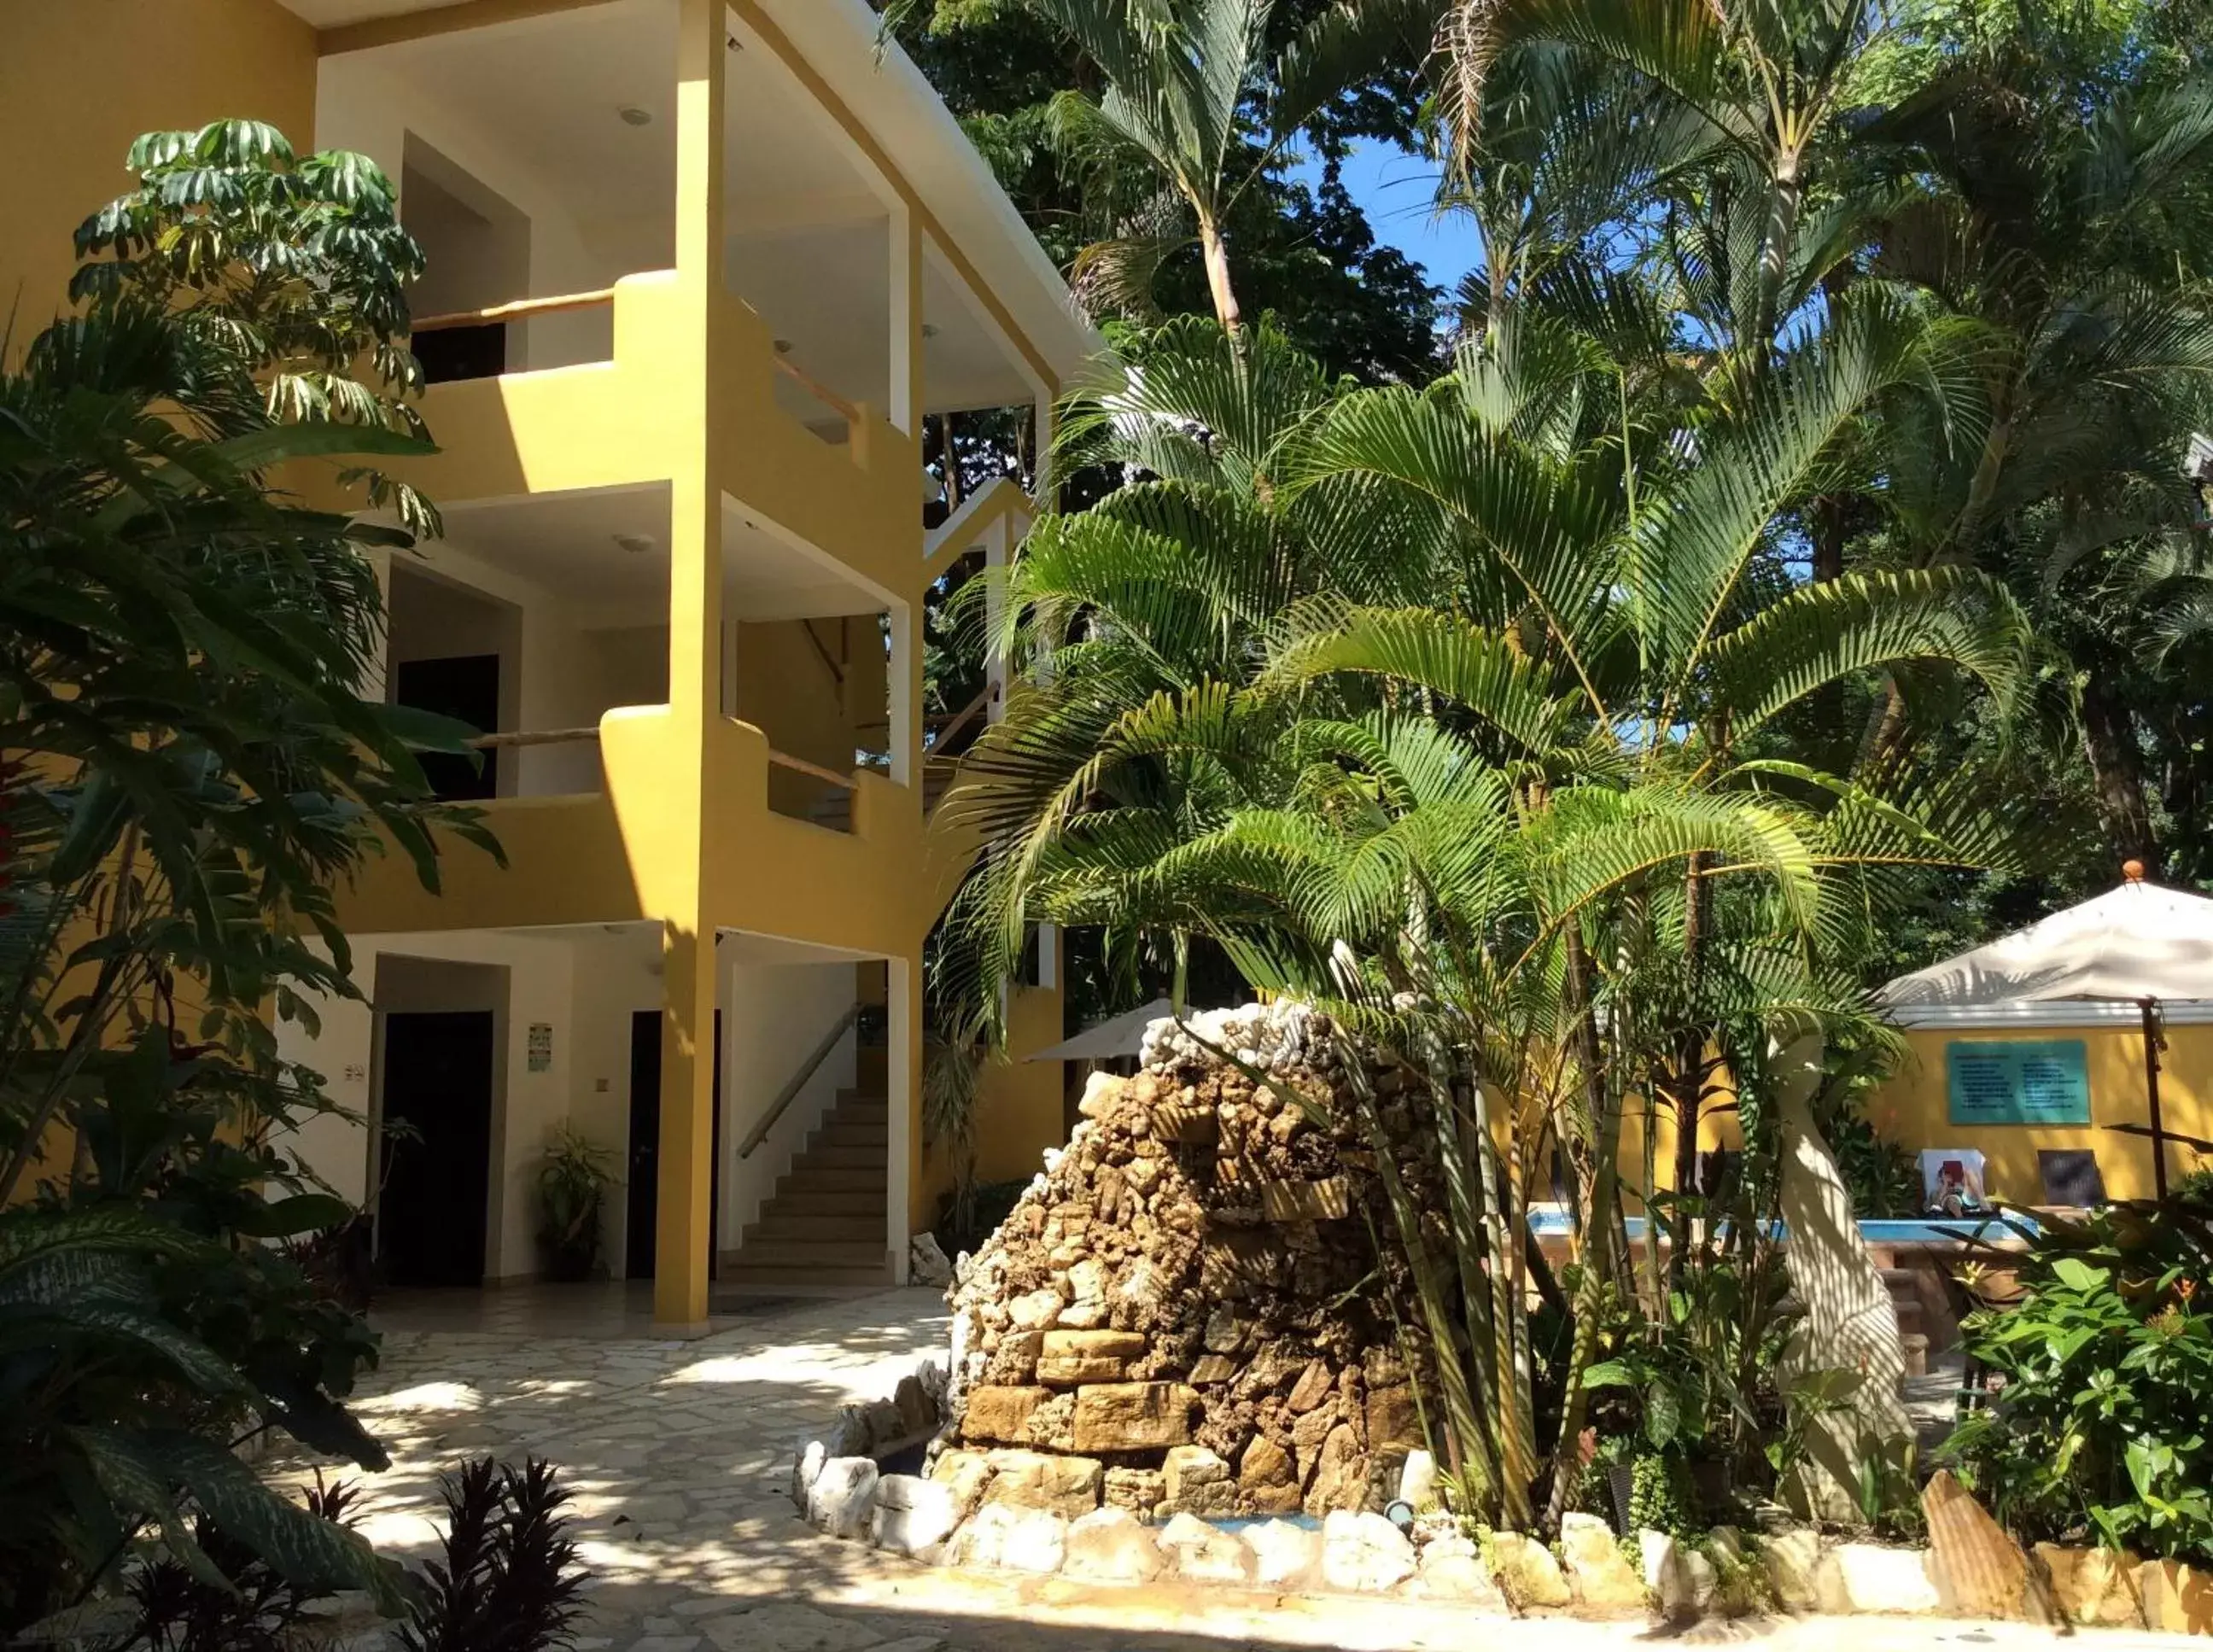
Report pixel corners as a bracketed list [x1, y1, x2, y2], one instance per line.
[1877, 864, 2213, 1196]
[1023, 997, 1178, 1064]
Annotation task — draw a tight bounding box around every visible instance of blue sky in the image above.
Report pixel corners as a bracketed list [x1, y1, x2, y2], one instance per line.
[1293, 139, 1485, 297]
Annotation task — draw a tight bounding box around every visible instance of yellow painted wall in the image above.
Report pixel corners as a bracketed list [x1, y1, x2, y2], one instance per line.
[1868, 1024, 2212, 1204]
[0, 0, 318, 341]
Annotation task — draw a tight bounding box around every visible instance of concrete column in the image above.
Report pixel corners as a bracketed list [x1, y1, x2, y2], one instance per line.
[652, 0, 730, 1334]
[889, 207, 923, 438]
[1773, 1027, 1912, 1521]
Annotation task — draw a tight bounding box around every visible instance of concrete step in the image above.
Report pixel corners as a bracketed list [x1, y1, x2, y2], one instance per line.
[803, 1144, 889, 1170]
[747, 1213, 885, 1244]
[727, 1238, 889, 1269]
[764, 1184, 883, 1213]
[719, 1259, 892, 1287]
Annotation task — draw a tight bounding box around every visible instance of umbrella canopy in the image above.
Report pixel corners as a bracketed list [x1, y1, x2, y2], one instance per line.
[1877, 876, 2213, 1013]
[1024, 997, 1179, 1064]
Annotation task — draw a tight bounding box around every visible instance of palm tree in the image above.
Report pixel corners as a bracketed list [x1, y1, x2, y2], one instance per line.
[1437, 0, 1890, 374]
[943, 301, 2032, 1526]
[1858, 65, 2213, 869]
[1007, 0, 1439, 332]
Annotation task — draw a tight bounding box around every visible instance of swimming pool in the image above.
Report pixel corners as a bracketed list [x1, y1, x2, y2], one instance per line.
[1523, 1210, 2038, 1242]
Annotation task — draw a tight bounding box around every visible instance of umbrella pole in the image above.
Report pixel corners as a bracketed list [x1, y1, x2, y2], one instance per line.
[2141, 995, 2170, 1202]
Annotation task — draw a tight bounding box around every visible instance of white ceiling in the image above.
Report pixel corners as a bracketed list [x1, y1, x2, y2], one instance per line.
[330, 0, 1034, 412]
[427, 484, 893, 622]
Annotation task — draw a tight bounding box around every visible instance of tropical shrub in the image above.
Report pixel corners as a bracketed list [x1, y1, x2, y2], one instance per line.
[1942, 1205, 2213, 1562]
[0, 127, 496, 1632]
[397, 1457, 588, 1652]
[536, 1125, 617, 1282]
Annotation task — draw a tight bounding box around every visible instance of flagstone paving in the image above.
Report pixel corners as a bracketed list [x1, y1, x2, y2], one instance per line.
[292, 1285, 2196, 1652]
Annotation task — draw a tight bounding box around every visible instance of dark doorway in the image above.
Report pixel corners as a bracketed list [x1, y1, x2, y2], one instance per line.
[377, 1010, 495, 1288]
[413, 322, 510, 385]
[394, 653, 501, 800]
[625, 1009, 721, 1282]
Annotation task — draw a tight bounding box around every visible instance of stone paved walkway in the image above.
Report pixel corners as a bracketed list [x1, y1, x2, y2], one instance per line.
[297, 1286, 2196, 1652]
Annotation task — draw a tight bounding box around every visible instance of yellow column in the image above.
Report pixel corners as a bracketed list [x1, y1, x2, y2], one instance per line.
[654, 0, 729, 1333]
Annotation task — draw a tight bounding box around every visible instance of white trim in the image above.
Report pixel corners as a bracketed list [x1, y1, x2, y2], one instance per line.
[1885, 999, 2213, 1030]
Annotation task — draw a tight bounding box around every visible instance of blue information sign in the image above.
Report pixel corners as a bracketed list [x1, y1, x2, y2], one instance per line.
[1946, 1039, 2093, 1126]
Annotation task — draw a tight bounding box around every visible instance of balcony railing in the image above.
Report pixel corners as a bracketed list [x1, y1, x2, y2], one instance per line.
[411, 287, 862, 451]
[464, 725, 861, 832]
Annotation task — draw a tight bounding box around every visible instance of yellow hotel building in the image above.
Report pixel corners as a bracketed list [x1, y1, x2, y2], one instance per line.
[0, 0, 1095, 1330]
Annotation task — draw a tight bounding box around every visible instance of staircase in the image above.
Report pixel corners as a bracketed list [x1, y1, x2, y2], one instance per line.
[721, 1046, 891, 1288]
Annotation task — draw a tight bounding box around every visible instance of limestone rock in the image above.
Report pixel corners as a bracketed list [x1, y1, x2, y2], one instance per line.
[1640, 1530, 1697, 1620]
[981, 1450, 1101, 1519]
[1923, 1469, 2030, 1620]
[1304, 1424, 1369, 1516]
[1244, 1520, 1322, 1590]
[1202, 1306, 1247, 1354]
[1760, 1527, 1825, 1613]
[946, 1504, 1066, 1574]
[1825, 1542, 1941, 1615]
[892, 1374, 937, 1441]
[1320, 1509, 1416, 1595]
[1397, 1449, 1439, 1512]
[1189, 1354, 1238, 1384]
[1286, 1360, 1334, 1414]
[1164, 1445, 1236, 1517]
[910, 1232, 954, 1287]
[1103, 1467, 1164, 1517]
[806, 1457, 879, 1541]
[2035, 1544, 2145, 1627]
[1364, 1385, 1419, 1453]
[2136, 1558, 2213, 1635]
[1077, 1071, 1124, 1118]
[1560, 1513, 1645, 1613]
[1071, 1381, 1195, 1453]
[961, 1386, 1049, 1445]
[1238, 1434, 1299, 1515]
[1414, 1533, 1507, 1609]
[1490, 1532, 1571, 1609]
[1063, 1507, 1165, 1585]
[870, 1475, 959, 1556]
[1157, 1511, 1253, 1584]
[1037, 1329, 1147, 1386]
[791, 1440, 826, 1512]
[1007, 1288, 1066, 1331]
[927, 1449, 995, 1521]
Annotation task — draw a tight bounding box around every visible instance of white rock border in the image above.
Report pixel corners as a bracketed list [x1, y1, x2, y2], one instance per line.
[788, 1375, 2213, 1635]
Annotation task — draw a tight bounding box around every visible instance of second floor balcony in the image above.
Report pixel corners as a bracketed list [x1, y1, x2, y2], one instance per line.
[315, 0, 1060, 593]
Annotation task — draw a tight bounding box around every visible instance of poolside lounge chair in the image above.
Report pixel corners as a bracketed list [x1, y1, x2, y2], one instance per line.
[2037, 1148, 2106, 1207]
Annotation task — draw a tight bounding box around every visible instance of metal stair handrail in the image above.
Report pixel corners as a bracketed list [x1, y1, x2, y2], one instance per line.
[737, 1003, 861, 1159]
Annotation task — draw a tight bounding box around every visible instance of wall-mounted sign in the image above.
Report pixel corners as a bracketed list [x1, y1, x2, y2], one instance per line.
[1947, 1038, 2091, 1126]
[527, 1021, 554, 1073]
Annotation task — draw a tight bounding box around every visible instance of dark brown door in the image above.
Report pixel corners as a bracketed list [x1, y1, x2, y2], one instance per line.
[625, 1010, 721, 1282]
[377, 1011, 494, 1287]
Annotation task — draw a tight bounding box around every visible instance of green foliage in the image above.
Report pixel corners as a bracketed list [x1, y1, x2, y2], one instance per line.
[67, 118, 438, 535]
[0, 122, 495, 1632]
[536, 1126, 616, 1283]
[1941, 1205, 2213, 1562]
[396, 1458, 587, 1652]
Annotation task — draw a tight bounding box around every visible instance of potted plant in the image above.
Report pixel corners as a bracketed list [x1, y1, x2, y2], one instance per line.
[537, 1124, 617, 1282]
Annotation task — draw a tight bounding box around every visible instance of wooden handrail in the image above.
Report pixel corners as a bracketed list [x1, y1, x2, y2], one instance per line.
[738, 1003, 861, 1159]
[773, 353, 861, 426]
[768, 749, 855, 790]
[926, 680, 998, 748]
[465, 727, 602, 750]
[412, 289, 616, 334]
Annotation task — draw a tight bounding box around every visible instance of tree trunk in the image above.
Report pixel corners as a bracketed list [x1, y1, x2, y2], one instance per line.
[1667, 851, 1708, 1295]
[2081, 666, 2157, 872]
[1199, 214, 1242, 337]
